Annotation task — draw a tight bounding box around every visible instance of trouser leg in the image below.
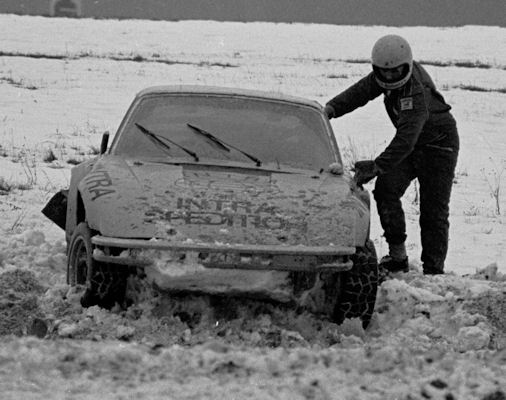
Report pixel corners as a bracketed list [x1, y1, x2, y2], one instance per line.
[373, 158, 415, 249]
[416, 147, 458, 274]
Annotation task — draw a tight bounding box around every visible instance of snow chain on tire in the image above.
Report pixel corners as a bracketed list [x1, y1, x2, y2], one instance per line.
[334, 240, 379, 328]
[81, 263, 129, 309]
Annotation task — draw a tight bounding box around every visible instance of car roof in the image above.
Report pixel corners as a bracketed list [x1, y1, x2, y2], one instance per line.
[135, 85, 323, 110]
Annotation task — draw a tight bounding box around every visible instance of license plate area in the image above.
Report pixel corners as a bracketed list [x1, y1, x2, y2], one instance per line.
[198, 252, 351, 272]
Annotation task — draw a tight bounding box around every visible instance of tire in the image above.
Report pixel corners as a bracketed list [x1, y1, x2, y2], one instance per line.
[334, 239, 379, 328]
[67, 222, 128, 309]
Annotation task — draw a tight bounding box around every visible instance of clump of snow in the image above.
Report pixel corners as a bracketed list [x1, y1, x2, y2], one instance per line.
[372, 271, 505, 353]
[456, 325, 491, 352]
[470, 262, 506, 282]
[145, 250, 207, 276]
[16, 230, 46, 246]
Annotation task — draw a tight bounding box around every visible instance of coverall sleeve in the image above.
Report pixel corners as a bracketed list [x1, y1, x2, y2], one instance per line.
[326, 73, 382, 118]
[374, 90, 429, 173]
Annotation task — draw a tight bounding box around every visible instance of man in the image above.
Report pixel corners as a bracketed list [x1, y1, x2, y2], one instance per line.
[324, 34, 459, 275]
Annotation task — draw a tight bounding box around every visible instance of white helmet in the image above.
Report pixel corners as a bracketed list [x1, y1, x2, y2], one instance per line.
[371, 35, 413, 90]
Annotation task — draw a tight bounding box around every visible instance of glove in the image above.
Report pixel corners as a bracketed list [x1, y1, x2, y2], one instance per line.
[323, 104, 335, 119]
[353, 160, 378, 186]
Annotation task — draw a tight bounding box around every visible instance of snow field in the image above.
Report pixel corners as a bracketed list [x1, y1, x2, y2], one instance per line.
[0, 14, 505, 399]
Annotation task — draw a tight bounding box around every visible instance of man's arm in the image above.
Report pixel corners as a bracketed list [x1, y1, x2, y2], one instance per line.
[374, 91, 429, 173]
[325, 73, 382, 118]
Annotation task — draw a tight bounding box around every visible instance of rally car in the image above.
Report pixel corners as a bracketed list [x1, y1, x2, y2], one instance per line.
[43, 85, 378, 327]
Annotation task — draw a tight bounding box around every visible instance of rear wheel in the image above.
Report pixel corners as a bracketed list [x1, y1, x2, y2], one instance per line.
[334, 239, 378, 328]
[67, 222, 128, 309]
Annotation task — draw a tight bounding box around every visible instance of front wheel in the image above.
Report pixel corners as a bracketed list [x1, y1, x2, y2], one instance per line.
[334, 239, 379, 328]
[67, 222, 128, 309]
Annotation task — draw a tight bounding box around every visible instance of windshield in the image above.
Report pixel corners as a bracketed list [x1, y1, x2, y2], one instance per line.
[113, 93, 337, 170]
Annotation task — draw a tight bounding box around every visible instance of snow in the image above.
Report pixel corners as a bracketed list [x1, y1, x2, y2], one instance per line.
[0, 14, 505, 399]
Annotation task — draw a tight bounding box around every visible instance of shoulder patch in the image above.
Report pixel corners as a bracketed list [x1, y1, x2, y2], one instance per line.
[400, 97, 413, 110]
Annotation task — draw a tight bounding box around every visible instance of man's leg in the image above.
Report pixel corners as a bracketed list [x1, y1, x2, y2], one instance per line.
[373, 158, 415, 269]
[416, 147, 458, 274]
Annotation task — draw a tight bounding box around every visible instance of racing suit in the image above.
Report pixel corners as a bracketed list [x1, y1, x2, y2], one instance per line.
[326, 61, 459, 274]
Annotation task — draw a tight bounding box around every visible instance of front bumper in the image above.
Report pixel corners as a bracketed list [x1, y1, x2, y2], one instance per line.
[91, 236, 355, 272]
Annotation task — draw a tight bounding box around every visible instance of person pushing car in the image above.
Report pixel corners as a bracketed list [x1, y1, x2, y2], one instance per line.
[324, 34, 459, 275]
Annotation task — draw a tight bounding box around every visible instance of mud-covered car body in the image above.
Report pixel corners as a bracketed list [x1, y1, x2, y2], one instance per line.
[44, 85, 377, 326]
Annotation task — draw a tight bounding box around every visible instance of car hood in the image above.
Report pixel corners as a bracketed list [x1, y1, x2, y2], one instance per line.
[80, 156, 369, 247]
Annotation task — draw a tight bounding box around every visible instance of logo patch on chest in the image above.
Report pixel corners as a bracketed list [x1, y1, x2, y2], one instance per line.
[400, 97, 413, 110]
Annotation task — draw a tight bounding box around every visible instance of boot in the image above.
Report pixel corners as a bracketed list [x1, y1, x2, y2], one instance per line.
[423, 266, 444, 275]
[379, 255, 409, 273]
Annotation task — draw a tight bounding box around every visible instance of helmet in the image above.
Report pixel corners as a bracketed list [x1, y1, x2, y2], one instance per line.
[371, 35, 413, 90]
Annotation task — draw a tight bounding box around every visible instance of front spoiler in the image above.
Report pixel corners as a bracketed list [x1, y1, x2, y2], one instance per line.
[91, 236, 355, 272]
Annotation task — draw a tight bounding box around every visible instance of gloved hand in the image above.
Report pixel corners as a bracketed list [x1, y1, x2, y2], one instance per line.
[353, 160, 378, 186]
[323, 104, 335, 119]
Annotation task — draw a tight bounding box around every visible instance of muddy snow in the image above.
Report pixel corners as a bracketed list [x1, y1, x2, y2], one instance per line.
[0, 15, 505, 399]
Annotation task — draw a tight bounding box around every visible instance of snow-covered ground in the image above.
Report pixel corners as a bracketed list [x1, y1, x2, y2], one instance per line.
[0, 14, 505, 399]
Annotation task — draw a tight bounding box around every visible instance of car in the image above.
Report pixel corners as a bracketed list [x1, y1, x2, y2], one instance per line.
[43, 85, 378, 327]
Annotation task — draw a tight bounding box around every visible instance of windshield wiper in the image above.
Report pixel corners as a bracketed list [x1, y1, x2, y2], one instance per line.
[187, 123, 262, 167]
[186, 123, 230, 152]
[135, 123, 199, 162]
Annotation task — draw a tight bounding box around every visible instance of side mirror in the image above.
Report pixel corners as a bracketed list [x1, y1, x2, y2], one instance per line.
[100, 131, 110, 155]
